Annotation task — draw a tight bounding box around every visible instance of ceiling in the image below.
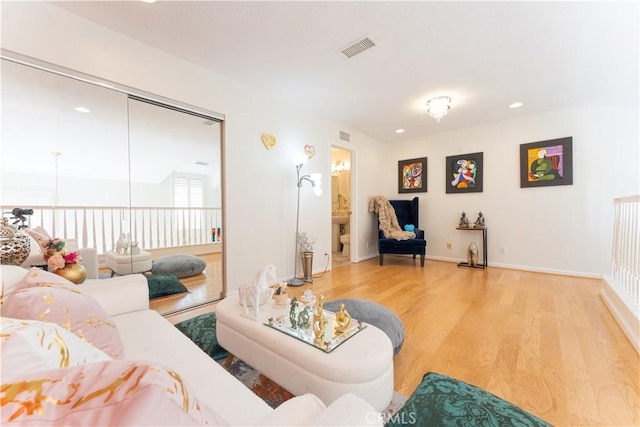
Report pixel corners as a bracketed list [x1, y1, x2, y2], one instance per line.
[50, 1, 639, 142]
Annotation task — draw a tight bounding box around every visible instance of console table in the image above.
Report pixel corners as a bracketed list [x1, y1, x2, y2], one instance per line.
[456, 226, 487, 269]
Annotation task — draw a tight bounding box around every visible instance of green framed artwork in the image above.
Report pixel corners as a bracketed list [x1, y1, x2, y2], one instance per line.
[446, 152, 483, 193]
[520, 137, 573, 188]
[398, 157, 427, 193]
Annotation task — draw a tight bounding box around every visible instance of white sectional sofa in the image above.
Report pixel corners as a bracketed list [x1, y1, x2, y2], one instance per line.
[0, 265, 382, 426]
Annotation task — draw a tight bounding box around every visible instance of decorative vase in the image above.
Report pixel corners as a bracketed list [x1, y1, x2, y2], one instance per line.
[301, 251, 313, 283]
[54, 263, 87, 284]
[0, 227, 31, 266]
[467, 242, 479, 266]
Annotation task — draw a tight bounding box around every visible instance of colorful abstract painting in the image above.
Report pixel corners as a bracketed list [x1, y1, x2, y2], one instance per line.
[398, 157, 427, 193]
[520, 137, 573, 188]
[446, 152, 483, 193]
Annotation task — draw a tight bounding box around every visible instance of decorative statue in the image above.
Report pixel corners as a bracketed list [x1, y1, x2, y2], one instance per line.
[334, 303, 352, 334]
[297, 305, 311, 329]
[474, 211, 485, 227]
[115, 233, 129, 255]
[289, 297, 298, 329]
[459, 212, 470, 228]
[312, 295, 326, 341]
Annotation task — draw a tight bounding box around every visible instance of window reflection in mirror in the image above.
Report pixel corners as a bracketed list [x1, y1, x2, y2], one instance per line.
[1, 57, 224, 314]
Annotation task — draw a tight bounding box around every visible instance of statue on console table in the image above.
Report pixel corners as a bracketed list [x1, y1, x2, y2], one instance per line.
[459, 212, 470, 228]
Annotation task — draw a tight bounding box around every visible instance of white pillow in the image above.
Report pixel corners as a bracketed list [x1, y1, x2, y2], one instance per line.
[1, 317, 111, 381]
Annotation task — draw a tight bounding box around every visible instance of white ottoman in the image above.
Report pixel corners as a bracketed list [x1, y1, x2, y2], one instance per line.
[215, 296, 394, 411]
[106, 250, 152, 276]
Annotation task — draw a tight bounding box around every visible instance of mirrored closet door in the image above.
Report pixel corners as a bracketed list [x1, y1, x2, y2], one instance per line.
[1, 56, 224, 314]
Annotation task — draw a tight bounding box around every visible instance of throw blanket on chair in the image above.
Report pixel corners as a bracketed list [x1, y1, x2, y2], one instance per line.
[368, 196, 416, 240]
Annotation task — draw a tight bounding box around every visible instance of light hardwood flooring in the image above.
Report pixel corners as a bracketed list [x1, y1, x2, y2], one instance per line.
[149, 252, 223, 315]
[164, 257, 639, 426]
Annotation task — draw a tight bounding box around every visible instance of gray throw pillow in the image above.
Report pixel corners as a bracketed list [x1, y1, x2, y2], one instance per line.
[324, 298, 405, 355]
[151, 254, 206, 278]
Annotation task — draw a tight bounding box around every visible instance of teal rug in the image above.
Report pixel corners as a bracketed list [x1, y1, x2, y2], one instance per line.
[386, 372, 551, 427]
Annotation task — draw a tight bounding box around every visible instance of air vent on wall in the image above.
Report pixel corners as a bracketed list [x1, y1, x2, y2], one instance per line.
[338, 35, 376, 59]
[339, 131, 350, 142]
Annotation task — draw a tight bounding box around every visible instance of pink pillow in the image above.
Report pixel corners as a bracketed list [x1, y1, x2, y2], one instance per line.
[2, 277, 124, 359]
[1, 267, 78, 299]
[1, 360, 228, 426]
[1, 317, 111, 381]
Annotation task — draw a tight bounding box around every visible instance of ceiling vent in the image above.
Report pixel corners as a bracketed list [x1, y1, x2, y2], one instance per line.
[338, 35, 376, 59]
[339, 131, 350, 142]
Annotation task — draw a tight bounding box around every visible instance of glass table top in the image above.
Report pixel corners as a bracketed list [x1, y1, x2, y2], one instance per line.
[264, 302, 366, 353]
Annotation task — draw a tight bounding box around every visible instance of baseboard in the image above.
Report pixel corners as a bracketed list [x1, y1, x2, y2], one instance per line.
[425, 256, 602, 278]
[600, 277, 640, 354]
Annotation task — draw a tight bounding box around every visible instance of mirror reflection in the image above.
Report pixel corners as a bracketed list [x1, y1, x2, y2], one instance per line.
[1, 58, 224, 314]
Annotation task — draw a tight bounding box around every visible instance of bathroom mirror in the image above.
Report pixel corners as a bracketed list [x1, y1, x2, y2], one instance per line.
[1, 56, 224, 314]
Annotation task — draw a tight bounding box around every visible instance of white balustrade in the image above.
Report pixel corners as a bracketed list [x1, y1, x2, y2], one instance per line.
[610, 196, 640, 319]
[1, 205, 222, 255]
[602, 195, 639, 352]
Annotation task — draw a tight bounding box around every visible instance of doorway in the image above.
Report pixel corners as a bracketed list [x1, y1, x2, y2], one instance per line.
[330, 146, 352, 268]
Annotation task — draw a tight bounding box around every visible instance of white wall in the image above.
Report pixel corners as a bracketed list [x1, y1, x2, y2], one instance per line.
[386, 106, 639, 276]
[1, 1, 387, 291]
[4, 1, 636, 285]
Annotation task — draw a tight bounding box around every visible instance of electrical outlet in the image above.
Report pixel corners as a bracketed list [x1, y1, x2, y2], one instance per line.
[500, 247, 505, 255]
[366, 241, 370, 248]
[446, 242, 452, 250]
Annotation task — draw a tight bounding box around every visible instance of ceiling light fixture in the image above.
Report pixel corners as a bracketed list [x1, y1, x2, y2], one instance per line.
[425, 96, 452, 122]
[74, 106, 90, 113]
[509, 102, 523, 109]
[395, 129, 405, 134]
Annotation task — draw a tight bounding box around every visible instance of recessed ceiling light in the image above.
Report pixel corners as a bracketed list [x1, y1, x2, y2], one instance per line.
[74, 106, 90, 113]
[141, 0, 157, 3]
[509, 102, 523, 109]
[395, 129, 405, 134]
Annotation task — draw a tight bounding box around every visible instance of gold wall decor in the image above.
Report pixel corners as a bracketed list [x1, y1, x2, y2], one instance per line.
[261, 133, 277, 150]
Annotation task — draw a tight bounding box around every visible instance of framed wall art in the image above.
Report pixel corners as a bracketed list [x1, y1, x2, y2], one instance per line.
[446, 152, 483, 193]
[520, 137, 573, 188]
[398, 157, 427, 193]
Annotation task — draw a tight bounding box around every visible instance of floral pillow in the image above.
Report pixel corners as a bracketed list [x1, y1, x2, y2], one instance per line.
[1, 360, 228, 426]
[2, 270, 124, 359]
[1, 317, 111, 381]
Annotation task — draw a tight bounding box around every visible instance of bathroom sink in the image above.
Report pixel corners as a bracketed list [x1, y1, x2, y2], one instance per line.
[332, 215, 349, 225]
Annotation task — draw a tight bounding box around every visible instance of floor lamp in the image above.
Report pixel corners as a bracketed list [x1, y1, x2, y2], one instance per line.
[290, 160, 322, 286]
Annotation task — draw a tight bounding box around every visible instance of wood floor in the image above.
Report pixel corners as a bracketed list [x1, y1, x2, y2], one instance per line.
[164, 257, 639, 426]
[148, 252, 223, 315]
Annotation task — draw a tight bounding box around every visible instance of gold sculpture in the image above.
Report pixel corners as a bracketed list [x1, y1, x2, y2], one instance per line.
[334, 303, 352, 334]
[312, 295, 326, 342]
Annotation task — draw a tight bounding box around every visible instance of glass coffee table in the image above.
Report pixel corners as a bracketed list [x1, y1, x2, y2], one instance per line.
[264, 304, 367, 353]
